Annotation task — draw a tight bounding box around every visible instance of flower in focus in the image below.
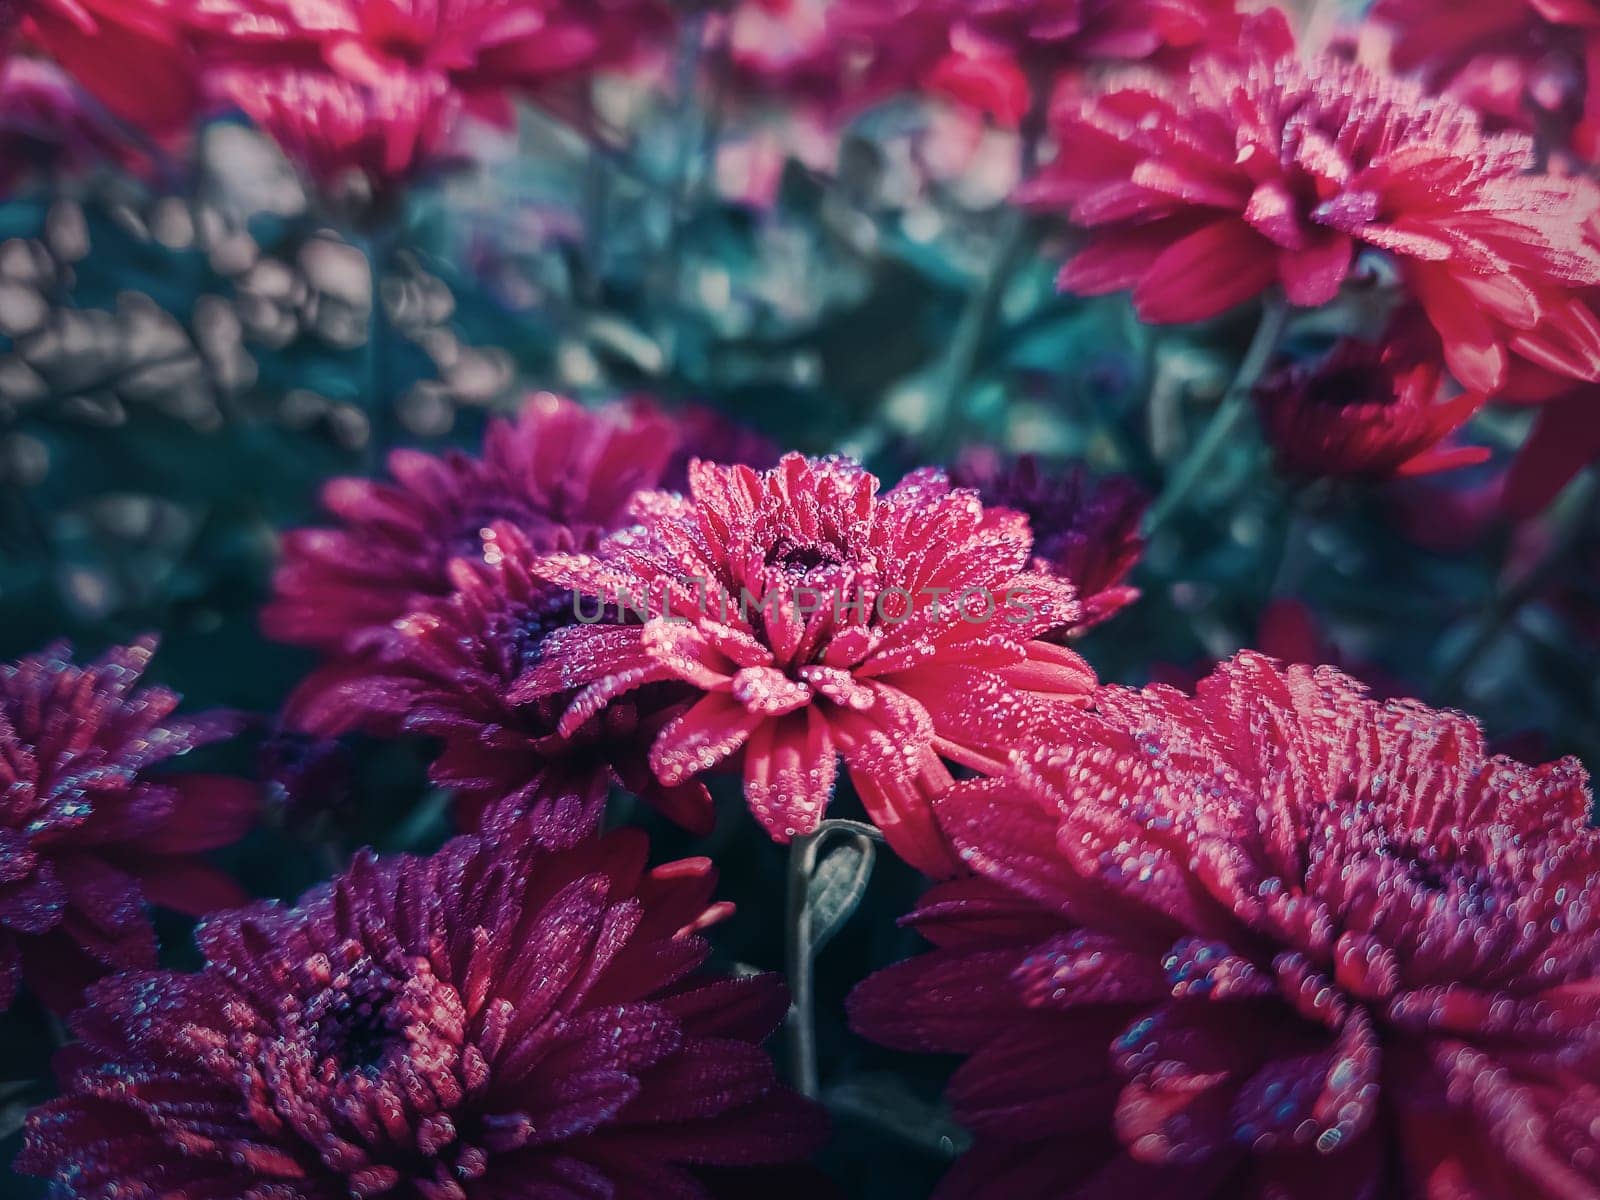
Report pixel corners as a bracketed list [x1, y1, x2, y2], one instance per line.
[948, 450, 1145, 637]
[265, 394, 677, 658]
[1024, 9, 1600, 394]
[523, 454, 1096, 877]
[852, 653, 1600, 1198]
[1254, 321, 1491, 480]
[1374, 0, 1600, 156]
[19, 817, 827, 1198]
[289, 522, 712, 838]
[0, 639, 255, 1015]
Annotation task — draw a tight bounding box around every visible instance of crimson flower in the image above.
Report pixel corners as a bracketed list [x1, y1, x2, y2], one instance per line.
[265, 394, 677, 658]
[1023, 9, 1600, 395]
[0, 639, 255, 1015]
[21, 0, 200, 134]
[852, 653, 1600, 1198]
[1254, 322, 1491, 480]
[19, 816, 826, 1198]
[522, 454, 1096, 877]
[1504, 382, 1600, 514]
[826, 0, 1243, 124]
[947, 451, 1145, 637]
[1375, 0, 1600, 156]
[189, 0, 672, 116]
[0, 57, 131, 194]
[289, 521, 712, 838]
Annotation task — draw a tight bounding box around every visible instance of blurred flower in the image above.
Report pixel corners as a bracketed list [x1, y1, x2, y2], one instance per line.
[0, 639, 255, 1015]
[0, 56, 127, 193]
[1504, 382, 1600, 514]
[287, 522, 712, 838]
[1255, 322, 1491, 480]
[223, 67, 464, 196]
[1023, 9, 1600, 395]
[948, 450, 1145, 637]
[21, 0, 201, 134]
[827, 0, 1244, 122]
[189, 0, 673, 117]
[20, 817, 826, 1197]
[265, 394, 676, 658]
[523, 454, 1096, 876]
[851, 653, 1600, 1198]
[259, 727, 356, 834]
[644, 399, 781, 492]
[1375, 0, 1600, 156]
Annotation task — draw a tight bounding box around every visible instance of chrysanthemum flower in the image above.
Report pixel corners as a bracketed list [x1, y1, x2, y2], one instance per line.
[0, 639, 255, 1015]
[20, 0, 200, 134]
[19, 816, 827, 1198]
[189, 0, 672, 115]
[522, 454, 1096, 876]
[851, 653, 1600, 1198]
[289, 521, 712, 838]
[948, 451, 1145, 637]
[1374, 0, 1600, 155]
[1023, 9, 1600, 395]
[265, 394, 677, 658]
[826, 0, 1243, 124]
[1255, 321, 1491, 479]
[225, 67, 464, 194]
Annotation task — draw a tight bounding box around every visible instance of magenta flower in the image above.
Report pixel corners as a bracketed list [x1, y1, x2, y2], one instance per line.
[947, 451, 1145, 637]
[288, 521, 712, 838]
[522, 454, 1096, 877]
[265, 394, 677, 658]
[1022, 9, 1600, 395]
[20, 815, 826, 1198]
[0, 639, 255, 1015]
[1255, 321, 1491, 480]
[852, 653, 1600, 1198]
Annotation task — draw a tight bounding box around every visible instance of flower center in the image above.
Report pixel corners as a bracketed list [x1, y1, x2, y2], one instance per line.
[766, 537, 847, 574]
[306, 970, 403, 1076]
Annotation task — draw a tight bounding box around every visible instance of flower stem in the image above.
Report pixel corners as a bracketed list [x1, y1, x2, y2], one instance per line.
[1144, 295, 1290, 535]
[784, 819, 883, 1099]
[363, 227, 399, 470]
[1436, 470, 1598, 701]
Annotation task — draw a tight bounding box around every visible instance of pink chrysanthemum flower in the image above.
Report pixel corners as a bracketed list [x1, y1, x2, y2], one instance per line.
[1255, 321, 1491, 479]
[1374, 0, 1600, 155]
[523, 454, 1097, 877]
[289, 521, 712, 838]
[19, 816, 827, 1198]
[1023, 9, 1600, 395]
[822, 0, 1244, 124]
[0, 639, 255, 1015]
[851, 653, 1600, 1199]
[947, 451, 1145, 637]
[189, 0, 672, 111]
[265, 394, 677, 658]
[225, 67, 464, 194]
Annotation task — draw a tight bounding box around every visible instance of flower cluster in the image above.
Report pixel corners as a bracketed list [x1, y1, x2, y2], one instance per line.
[1024, 9, 1600, 396]
[20, 814, 826, 1198]
[0, 639, 255, 1015]
[852, 654, 1600, 1198]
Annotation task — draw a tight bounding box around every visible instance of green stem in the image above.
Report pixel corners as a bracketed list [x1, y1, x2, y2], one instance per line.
[363, 228, 400, 470]
[1144, 295, 1290, 535]
[1436, 471, 1598, 701]
[784, 831, 823, 1100]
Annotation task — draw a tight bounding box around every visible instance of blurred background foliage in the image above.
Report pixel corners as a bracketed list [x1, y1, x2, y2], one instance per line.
[0, 1, 1596, 1191]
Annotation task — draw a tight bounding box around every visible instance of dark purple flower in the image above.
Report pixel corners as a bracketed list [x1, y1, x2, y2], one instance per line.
[265, 393, 679, 658]
[948, 451, 1145, 637]
[288, 521, 713, 838]
[20, 815, 827, 1198]
[0, 639, 256, 1015]
[852, 654, 1600, 1198]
